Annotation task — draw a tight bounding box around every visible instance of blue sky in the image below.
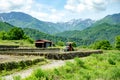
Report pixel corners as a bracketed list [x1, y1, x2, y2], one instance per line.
[0, 0, 120, 22]
[37, 0, 66, 10]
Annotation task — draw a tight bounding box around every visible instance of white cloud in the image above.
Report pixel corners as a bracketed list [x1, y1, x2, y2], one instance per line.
[49, 12, 66, 22]
[64, 5, 75, 10]
[0, 0, 119, 22]
[64, 0, 108, 13]
[0, 0, 67, 22]
[0, 0, 34, 12]
[64, 0, 80, 12]
[76, 4, 85, 12]
[0, 0, 11, 11]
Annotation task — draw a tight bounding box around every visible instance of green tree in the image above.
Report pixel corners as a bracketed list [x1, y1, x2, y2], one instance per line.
[0, 31, 9, 40]
[57, 41, 65, 46]
[24, 35, 34, 44]
[72, 42, 77, 47]
[8, 27, 24, 40]
[115, 35, 120, 50]
[92, 40, 112, 50]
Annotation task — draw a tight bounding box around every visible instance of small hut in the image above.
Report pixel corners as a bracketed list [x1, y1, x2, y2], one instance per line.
[35, 39, 52, 48]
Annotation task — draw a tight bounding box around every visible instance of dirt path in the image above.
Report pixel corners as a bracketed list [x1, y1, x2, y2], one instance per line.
[2, 60, 70, 80]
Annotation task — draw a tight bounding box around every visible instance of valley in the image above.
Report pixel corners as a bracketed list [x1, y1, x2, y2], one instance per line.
[0, 12, 120, 80]
[0, 12, 120, 46]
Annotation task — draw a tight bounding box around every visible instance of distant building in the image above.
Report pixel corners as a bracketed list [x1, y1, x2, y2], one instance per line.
[35, 39, 52, 48]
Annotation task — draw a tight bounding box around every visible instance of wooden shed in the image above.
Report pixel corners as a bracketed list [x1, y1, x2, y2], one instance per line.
[35, 39, 52, 48]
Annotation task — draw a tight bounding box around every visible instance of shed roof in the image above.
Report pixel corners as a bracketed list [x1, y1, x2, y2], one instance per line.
[35, 39, 52, 43]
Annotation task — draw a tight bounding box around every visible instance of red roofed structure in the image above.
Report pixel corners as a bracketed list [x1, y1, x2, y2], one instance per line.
[35, 39, 52, 48]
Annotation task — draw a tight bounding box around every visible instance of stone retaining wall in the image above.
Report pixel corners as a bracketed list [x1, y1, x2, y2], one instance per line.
[0, 48, 103, 60]
[0, 48, 60, 54]
[45, 50, 103, 60]
[0, 45, 19, 48]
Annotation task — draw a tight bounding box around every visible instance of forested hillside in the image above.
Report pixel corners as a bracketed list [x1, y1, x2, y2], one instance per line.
[93, 13, 120, 25]
[0, 22, 86, 46]
[56, 13, 120, 44]
[0, 21, 14, 31]
[56, 23, 120, 44]
[24, 28, 86, 45]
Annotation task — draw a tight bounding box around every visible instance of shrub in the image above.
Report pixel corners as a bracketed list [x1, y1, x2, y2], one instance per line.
[83, 71, 92, 80]
[8, 27, 24, 40]
[24, 36, 34, 44]
[0, 63, 6, 70]
[0, 58, 45, 72]
[74, 57, 85, 68]
[65, 61, 75, 67]
[107, 52, 120, 64]
[54, 68, 60, 75]
[13, 75, 21, 80]
[108, 58, 116, 65]
[64, 65, 72, 73]
[33, 69, 46, 79]
[57, 41, 65, 46]
[5, 62, 19, 70]
[92, 40, 112, 50]
[0, 31, 9, 40]
[105, 66, 120, 79]
[24, 76, 38, 80]
[91, 54, 104, 61]
[19, 61, 26, 69]
[25, 60, 33, 66]
[115, 35, 120, 50]
[27, 38, 34, 44]
[0, 62, 19, 71]
[72, 42, 77, 47]
[32, 59, 44, 64]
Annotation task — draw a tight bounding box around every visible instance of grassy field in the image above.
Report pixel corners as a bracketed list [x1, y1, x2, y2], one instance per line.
[0, 39, 120, 80]
[23, 50, 120, 80]
[0, 40, 34, 47]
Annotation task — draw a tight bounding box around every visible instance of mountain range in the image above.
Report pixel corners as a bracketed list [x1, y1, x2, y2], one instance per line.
[0, 12, 120, 45]
[0, 12, 59, 34]
[0, 12, 94, 34]
[56, 13, 120, 43]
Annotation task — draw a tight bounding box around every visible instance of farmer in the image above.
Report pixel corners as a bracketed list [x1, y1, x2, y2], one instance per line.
[67, 43, 74, 51]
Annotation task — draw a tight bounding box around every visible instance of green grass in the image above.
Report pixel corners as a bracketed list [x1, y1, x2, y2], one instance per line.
[0, 39, 34, 47]
[23, 50, 120, 80]
[0, 58, 47, 76]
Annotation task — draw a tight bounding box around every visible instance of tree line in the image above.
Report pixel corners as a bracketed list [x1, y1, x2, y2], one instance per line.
[0, 27, 120, 50]
[86, 35, 120, 50]
[0, 27, 33, 43]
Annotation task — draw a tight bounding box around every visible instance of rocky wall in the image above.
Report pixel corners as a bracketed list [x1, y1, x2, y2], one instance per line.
[45, 50, 103, 60]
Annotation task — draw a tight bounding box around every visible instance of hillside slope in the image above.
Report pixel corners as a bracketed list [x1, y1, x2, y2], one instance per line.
[0, 12, 59, 34]
[0, 21, 85, 46]
[92, 13, 120, 26]
[0, 21, 14, 31]
[0, 12, 94, 34]
[56, 23, 120, 43]
[56, 13, 120, 43]
[56, 19, 94, 31]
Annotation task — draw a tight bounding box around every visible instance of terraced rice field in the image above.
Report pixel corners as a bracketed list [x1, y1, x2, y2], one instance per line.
[0, 55, 44, 63]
